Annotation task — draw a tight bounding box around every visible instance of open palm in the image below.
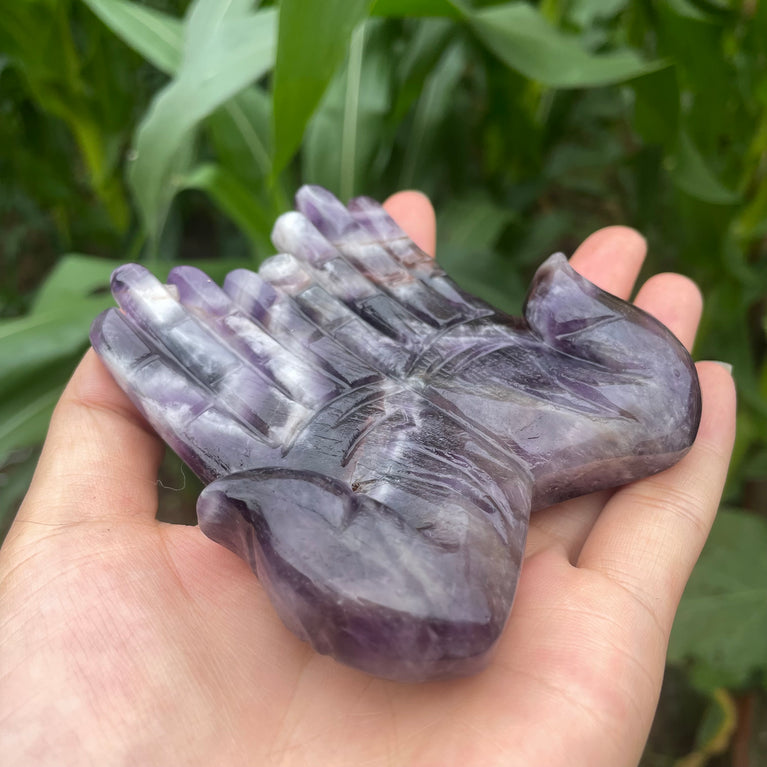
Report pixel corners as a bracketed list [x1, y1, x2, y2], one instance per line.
[0, 193, 735, 767]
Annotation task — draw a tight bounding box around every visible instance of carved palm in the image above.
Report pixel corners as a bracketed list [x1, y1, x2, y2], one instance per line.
[91, 186, 700, 681]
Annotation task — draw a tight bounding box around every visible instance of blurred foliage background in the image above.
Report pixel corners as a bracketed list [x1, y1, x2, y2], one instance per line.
[1, 0, 766, 763]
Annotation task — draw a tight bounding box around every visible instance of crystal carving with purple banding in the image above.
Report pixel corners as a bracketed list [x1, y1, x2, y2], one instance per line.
[90, 185, 701, 682]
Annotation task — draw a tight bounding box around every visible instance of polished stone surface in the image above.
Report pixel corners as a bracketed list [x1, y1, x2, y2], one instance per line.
[91, 185, 701, 681]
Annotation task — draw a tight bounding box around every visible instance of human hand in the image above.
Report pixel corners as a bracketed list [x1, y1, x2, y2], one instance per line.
[0, 194, 735, 766]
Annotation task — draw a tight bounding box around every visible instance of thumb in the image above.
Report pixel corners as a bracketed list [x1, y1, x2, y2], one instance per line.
[15, 349, 164, 529]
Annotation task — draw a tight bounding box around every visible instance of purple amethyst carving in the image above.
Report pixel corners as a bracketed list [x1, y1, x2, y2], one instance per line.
[90, 186, 701, 682]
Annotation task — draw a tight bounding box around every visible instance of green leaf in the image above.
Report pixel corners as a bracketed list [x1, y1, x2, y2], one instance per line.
[339, 23, 367, 201]
[303, 20, 392, 198]
[437, 197, 525, 315]
[206, 88, 273, 188]
[668, 510, 767, 688]
[0, 449, 40, 540]
[668, 131, 740, 205]
[665, 0, 719, 23]
[31, 254, 115, 312]
[399, 40, 466, 189]
[0, 282, 108, 457]
[370, 0, 467, 18]
[0, 255, 117, 401]
[181, 163, 274, 255]
[629, 65, 679, 148]
[736, 179, 767, 241]
[0, 303, 109, 401]
[80, 0, 183, 75]
[437, 193, 516, 253]
[469, 2, 660, 87]
[2, 1, 130, 229]
[678, 688, 737, 763]
[128, 1, 277, 250]
[86, 1, 278, 199]
[564, 0, 630, 28]
[437, 245, 525, 316]
[655, 2, 729, 149]
[0, 365, 73, 461]
[271, 0, 370, 175]
[391, 18, 455, 125]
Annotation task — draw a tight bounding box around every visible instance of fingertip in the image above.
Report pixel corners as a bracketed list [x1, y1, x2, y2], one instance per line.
[633, 273, 703, 352]
[575, 359, 737, 636]
[570, 226, 647, 299]
[694, 360, 737, 449]
[576, 225, 647, 255]
[383, 190, 436, 257]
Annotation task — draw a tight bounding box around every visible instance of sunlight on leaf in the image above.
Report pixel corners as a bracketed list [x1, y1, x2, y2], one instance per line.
[128, 0, 277, 252]
[340, 23, 366, 201]
[81, 0, 183, 75]
[470, 2, 660, 87]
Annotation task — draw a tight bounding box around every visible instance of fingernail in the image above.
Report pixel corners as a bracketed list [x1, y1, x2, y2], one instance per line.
[710, 361, 733, 375]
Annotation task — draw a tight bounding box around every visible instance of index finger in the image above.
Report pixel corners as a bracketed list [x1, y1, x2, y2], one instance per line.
[577, 361, 736, 632]
[569, 225, 647, 299]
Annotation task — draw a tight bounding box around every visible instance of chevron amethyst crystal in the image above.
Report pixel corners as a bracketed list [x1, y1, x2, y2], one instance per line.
[90, 186, 701, 682]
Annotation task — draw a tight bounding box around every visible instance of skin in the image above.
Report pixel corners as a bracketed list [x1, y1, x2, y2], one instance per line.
[0, 193, 736, 767]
